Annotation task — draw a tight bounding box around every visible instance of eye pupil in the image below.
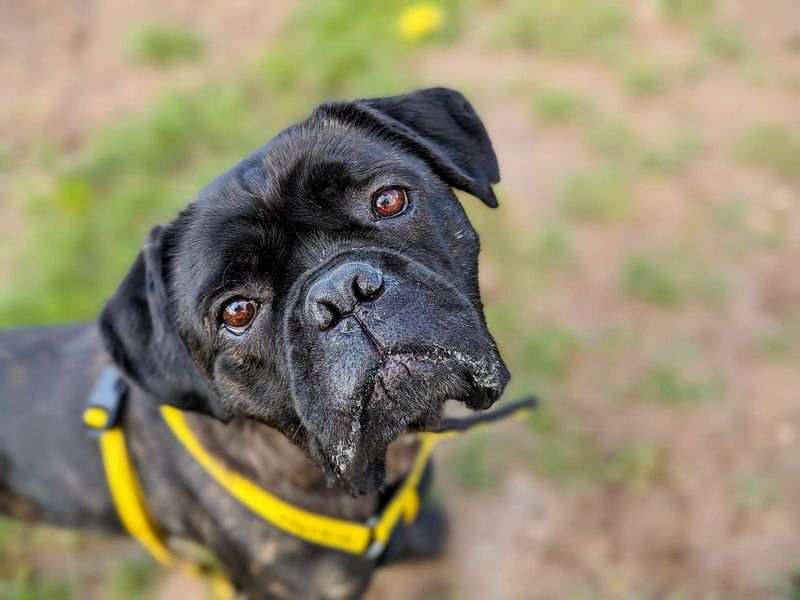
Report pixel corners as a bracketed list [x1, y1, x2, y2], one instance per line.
[222, 299, 257, 332]
[373, 187, 408, 218]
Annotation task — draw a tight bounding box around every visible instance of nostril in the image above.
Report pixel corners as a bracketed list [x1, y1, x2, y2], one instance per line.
[305, 262, 385, 330]
[352, 270, 384, 302]
[352, 277, 383, 302]
[315, 301, 339, 330]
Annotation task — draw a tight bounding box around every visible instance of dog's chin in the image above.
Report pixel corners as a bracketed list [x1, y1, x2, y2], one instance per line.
[306, 350, 507, 495]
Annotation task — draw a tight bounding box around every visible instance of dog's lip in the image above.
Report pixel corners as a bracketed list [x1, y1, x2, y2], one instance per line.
[366, 350, 498, 421]
[379, 346, 505, 394]
[308, 352, 502, 491]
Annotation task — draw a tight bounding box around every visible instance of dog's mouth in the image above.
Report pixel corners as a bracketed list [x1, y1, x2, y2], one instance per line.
[305, 346, 507, 494]
[285, 252, 510, 494]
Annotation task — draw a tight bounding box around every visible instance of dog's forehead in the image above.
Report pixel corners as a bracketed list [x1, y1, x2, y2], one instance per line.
[260, 121, 418, 199]
[175, 121, 433, 302]
[191, 119, 431, 234]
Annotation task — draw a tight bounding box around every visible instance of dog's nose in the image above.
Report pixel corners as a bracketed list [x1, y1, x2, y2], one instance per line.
[305, 262, 385, 330]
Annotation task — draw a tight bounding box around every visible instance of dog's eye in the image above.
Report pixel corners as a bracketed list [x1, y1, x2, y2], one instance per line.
[221, 298, 258, 334]
[373, 187, 408, 218]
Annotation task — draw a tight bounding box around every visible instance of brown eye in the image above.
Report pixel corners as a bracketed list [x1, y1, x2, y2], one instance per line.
[221, 298, 258, 334]
[373, 187, 408, 218]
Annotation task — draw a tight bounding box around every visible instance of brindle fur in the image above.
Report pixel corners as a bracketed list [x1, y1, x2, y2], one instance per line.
[0, 88, 506, 598]
[0, 323, 424, 598]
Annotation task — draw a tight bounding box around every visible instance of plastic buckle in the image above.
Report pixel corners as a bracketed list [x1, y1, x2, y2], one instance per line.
[83, 365, 128, 436]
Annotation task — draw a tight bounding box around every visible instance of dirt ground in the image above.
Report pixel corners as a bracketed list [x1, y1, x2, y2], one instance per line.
[2, 1, 800, 599]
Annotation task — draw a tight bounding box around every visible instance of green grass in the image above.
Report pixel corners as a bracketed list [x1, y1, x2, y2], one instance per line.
[702, 26, 749, 60]
[632, 363, 722, 406]
[621, 61, 668, 97]
[606, 443, 670, 491]
[585, 114, 703, 175]
[126, 24, 205, 65]
[620, 250, 727, 309]
[526, 407, 671, 489]
[489, 0, 628, 58]
[520, 324, 582, 380]
[640, 130, 704, 174]
[714, 195, 790, 251]
[622, 255, 682, 307]
[532, 88, 592, 124]
[261, 0, 445, 96]
[735, 125, 800, 181]
[558, 167, 631, 222]
[755, 314, 800, 360]
[775, 566, 800, 600]
[529, 220, 575, 273]
[0, 519, 24, 554]
[0, 0, 433, 327]
[0, 576, 76, 600]
[585, 116, 641, 164]
[450, 435, 499, 490]
[110, 559, 158, 600]
[527, 407, 605, 486]
[733, 472, 776, 511]
[659, 0, 714, 24]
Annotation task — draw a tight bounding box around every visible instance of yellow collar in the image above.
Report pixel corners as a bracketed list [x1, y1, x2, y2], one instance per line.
[84, 366, 535, 585]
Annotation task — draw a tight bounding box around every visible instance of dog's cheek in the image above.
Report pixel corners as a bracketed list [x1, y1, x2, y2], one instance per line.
[212, 352, 292, 421]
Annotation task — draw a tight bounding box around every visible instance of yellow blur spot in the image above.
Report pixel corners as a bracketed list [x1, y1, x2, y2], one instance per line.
[83, 407, 108, 429]
[398, 4, 445, 41]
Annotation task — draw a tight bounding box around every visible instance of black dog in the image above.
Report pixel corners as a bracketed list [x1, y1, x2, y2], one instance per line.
[0, 88, 509, 598]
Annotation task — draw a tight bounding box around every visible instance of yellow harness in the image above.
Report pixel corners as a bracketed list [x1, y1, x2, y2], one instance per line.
[84, 366, 534, 590]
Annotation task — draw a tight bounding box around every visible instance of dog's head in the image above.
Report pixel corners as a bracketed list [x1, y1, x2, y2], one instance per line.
[100, 88, 509, 493]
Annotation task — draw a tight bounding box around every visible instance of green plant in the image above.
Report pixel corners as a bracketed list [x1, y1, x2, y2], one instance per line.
[733, 472, 776, 511]
[632, 363, 722, 405]
[606, 443, 670, 490]
[755, 314, 800, 360]
[529, 221, 575, 273]
[735, 125, 800, 181]
[521, 325, 581, 379]
[702, 26, 748, 60]
[622, 61, 667, 97]
[261, 0, 433, 96]
[1, 0, 441, 328]
[126, 24, 205, 65]
[774, 566, 800, 600]
[532, 88, 592, 124]
[586, 116, 641, 164]
[111, 559, 158, 600]
[450, 436, 498, 489]
[659, 0, 714, 24]
[621, 255, 681, 307]
[0, 576, 75, 600]
[640, 130, 704, 174]
[527, 407, 605, 485]
[489, 0, 628, 58]
[559, 167, 631, 222]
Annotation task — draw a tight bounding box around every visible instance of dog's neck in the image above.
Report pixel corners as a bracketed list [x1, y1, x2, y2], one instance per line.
[179, 410, 421, 521]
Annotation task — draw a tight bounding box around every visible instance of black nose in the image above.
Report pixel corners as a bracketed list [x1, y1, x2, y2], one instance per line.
[305, 262, 385, 330]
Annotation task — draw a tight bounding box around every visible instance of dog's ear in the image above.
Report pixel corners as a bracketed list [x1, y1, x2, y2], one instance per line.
[354, 87, 500, 207]
[99, 225, 231, 421]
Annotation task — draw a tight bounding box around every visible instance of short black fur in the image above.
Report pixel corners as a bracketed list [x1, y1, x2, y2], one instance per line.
[1, 88, 509, 598]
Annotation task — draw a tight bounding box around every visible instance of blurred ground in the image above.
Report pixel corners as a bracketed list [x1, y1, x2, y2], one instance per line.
[1, 0, 800, 598]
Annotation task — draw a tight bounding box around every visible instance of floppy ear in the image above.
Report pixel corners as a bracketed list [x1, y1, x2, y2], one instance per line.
[352, 87, 500, 207]
[99, 226, 231, 421]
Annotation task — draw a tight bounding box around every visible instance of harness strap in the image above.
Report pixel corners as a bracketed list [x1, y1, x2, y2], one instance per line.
[99, 427, 234, 597]
[84, 365, 535, 578]
[160, 405, 374, 554]
[84, 367, 234, 598]
[99, 427, 174, 564]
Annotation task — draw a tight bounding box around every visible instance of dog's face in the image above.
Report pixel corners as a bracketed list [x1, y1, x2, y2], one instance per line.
[101, 88, 509, 493]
